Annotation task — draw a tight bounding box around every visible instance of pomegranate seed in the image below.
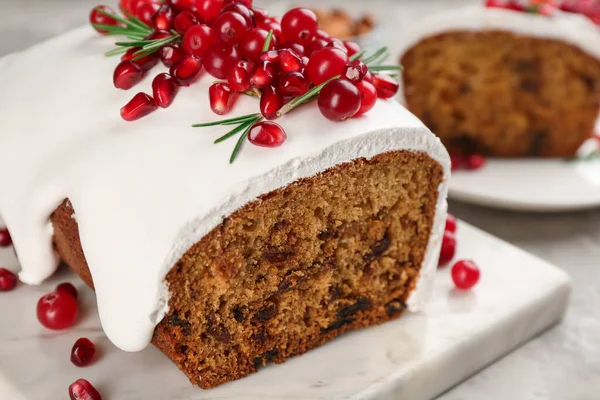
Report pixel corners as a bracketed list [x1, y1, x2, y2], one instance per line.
[250, 61, 279, 88]
[281, 8, 318, 43]
[260, 50, 280, 63]
[170, 0, 196, 12]
[450, 154, 465, 171]
[260, 86, 283, 120]
[135, 1, 160, 26]
[446, 213, 457, 233]
[343, 60, 368, 83]
[113, 60, 143, 90]
[465, 154, 486, 170]
[287, 42, 306, 57]
[183, 24, 218, 57]
[69, 379, 102, 400]
[252, 7, 269, 24]
[209, 83, 238, 115]
[438, 230, 456, 267]
[248, 121, 287, 147]
[227, 60, 253, 92]
[90, 5, 123, 34]
[152, 73, 178, 108]
[56, 282, 78, 299]
[0, 268, 17, 292]
[221, 2, 253, 25]
[119, 0, 135, 15]
[37, 291, 79, 330]
[174, 11, 199, 34]
[120, 92, 157, 121]
[353, 80, 377, 117]
[240, 28, 277, 63]
[214, 11, 249, 44]
[71, 338, 97, 367]
[224, 0, 252, 7]
[452, 260, 481, 290]
[170, 55, 203, 85]
[278, 71, 309, 96]
[307, 38, 328, 56]
[160, 44, 185, 67]
[306, 47, 349, 85]
[258, 19, 282, 40]
[363, 71, 374, 83]
[203, 43, 241, 79]
[343, 41, 361, 57]
[121, 48, 158, 71]
[0, 228, 12, 247]
[327, 38, 347, 53]
[372, 73, 399, 99]
[152, 5, 174, 30]
[279, 49, 303, 72]
[318, 78, 361, 121]
[196, 0, 224, 21]
[146, 29, 171, 40]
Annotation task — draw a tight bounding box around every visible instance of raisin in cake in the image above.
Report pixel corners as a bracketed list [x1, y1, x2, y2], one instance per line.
[397, 5, 600, 157]
[0, 27, 449, 389]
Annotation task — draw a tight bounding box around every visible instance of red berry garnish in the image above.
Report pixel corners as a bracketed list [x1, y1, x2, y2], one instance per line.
[173, 11, 199, 35]
[353, 80, 377, 117]
[252, 7, 269, 24]
[343, 60, 368, 83]
[119, 0, 135, 15]
[203, 43, 241, 79]
[240, 28, 277, 63]
[170, 0, 196, 12]
[221, 2, 253, 25]
[327, 38, 347, 53]
[260, 85, 283, 120]
[227, 60, 253, 92]
[343, 41, 361, 57]
[56, 282, 78, 299]
[450, 154, 464, 171]
[313, 29, 330, 40]
[71, 338, 96, 367]
[318, 78, 361, 121]
[250, 61, 279, 88]
[258, 19, 282, 40]
[121, 48, 158, 71]
[281, 8, 318, 43]
[372, 74, 399, 99]
[37, 291, 79, 330]
[196, 0, 224, 21]
[286, 42, 306, 57]
[0, 228, 12, 247]
[307, 38, 328, 56]
[160, 44, 185, 67]
[446, 213, 457, 233]
[451, 260, 480, 290]
[120, 92, 157, 121]
[465, 154, 486, 170]
[113, 60, 143, 90]
[170, 55, 203, 85]
[146, 29, 171, 40]
[0, 268, 17, 292]
[260, 50, 280, 63]
[214, 11, 249, 44]
[90, 5, 122, 35]
[278, 71, 310, 96]
[209, 82, 238, 115]
[152, 5, 174, 30]
[135, 1, 160, 26]
[306, 47, 349, 85]
[363, 71, 373, 83]
[69, 379, 102, 400]
[248, 121, 287, 147]
[183, 24, 217, 57]
[279, 49, 303, 73]
[438, 230, 456, 267]
[224, 0, 252, 7]
[152, 73, 178, 108]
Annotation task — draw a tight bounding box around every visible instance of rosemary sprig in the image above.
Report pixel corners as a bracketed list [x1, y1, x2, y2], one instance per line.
[133, 33, 180, 60]
[95, 8, 152, 36]
[361, 47, 389, 65]
[368, 65, 403, 72]
[230, 121, 259, 163]
[262, 30, 274, 52]
[277, 74, 341, 117]
[192, 113, 261, 128]
[214, 118, 256, 143]
[349, 49, 366, 61]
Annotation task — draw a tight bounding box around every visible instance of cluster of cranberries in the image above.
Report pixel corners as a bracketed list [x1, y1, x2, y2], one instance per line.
[450, 153, 487, 171]
[439, 214, 481, 290]
[486, 0, 600, 23]
[0, 228, 17, 292]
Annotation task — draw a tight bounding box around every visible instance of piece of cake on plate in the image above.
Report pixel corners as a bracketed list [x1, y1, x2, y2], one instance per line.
[397, 0, 600, 157]
[0, 2, 449, 389]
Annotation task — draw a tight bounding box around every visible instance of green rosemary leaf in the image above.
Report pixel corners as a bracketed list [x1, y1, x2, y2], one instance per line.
[132, 35, 180, 60]
[230, 122, 256, 164]
[192, 113, 260, 128]
[262, 29, 274, 52]
[115, 40, 154, 47]
[368, 65, 403, 72]
[96, 8, 152, 34]
[362, 47, 388, 65]
[277, 74, 341, 117]
[128, 15, 153, 31]
[215, 119, 256, 144]
[349, 49, 366, 61]
[105, 47, 129, 57]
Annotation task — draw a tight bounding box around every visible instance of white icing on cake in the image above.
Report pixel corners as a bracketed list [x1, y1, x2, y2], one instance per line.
[0, 26, 450, 352]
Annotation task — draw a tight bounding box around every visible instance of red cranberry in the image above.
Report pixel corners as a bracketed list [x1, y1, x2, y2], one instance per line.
[327, 38, 347, 53]
[224, 0, 252, 7]
[160, 44, 185, 67]
[252, 7, 269, 24]
[37, 291, 79, 330]
[363, 71, 374, 83]
[152, 5, 173, 30]
[286, 42, 306, 57]
[183, 24, 218, 57]
[446, 213, 457, 233]
[135, 1, 160, 26]
[203, 43, 241, 79]
[307, 38, 328, 56]
[465, 154, 486, 170]
[372, 73, 399, 99]
[71, 338, 97, 367]
[450, 154, 465, 171]
[174, 11, 199, 35]
[0, 268, 17, 292]
[260, 50, 280, 63]
[69, 379, 102, 400]
[281, 8, 318, 43]
[227, 60, 253, 92]
[214, 11, 249, 44]
[121, 48, 158, 71]
[239, 28, 276, 63]
[318, 78, 361, 121]
[90, 5, 122, 35]
[120, 0, 135, 15]
[0, 228, 12, 247]
[343, 41, 361, 57]
[152, 73, 178, 108]
[120, 92, 157, 121]
[438, 230, 456, 267]
[258, 19, 282, 40]
[221, 2, 253, 25]
[313, 29, 330, 40]
[248, 121, 287, 147]
[170, 0, 196, 12]
[353, 80, 377, 117]
[56, 282, 78, 299]
[209, 83, 238, 115]
[170, 55, 203, 85]
[452, 260, 481, 290]
[260, 85, 283, 120]
[306, 47, 349, 85]
[343, 60, 368, 83]
[279, 49, 303, 73]
[249, 61, 279, 88]
[196, 0, 224, 21]
[113, 61, 143, 90]
[278, 71, 310, 96]
[145, 29, 171, 40]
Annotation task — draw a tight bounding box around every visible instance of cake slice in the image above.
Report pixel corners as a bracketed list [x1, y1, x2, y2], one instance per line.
[0, 9, 450, 390]
[397, 5, 600, 157]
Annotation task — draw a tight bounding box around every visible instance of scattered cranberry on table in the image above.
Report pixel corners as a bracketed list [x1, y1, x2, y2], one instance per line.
[248, 121, 287, 147]
[445, 213, 457, 233]
[0, 227, 12, 247]
[37, 291, 79, 330]
[69, 378, 102, 400]
[451, 260, 481, 290]
[0, 268, 17, 292]
[71, 338, 97, 367]
[56, 282, 78, 299]
[450, 153, 486, 171]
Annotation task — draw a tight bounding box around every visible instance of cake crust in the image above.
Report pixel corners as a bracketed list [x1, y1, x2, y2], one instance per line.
[51, 150, 444, 389]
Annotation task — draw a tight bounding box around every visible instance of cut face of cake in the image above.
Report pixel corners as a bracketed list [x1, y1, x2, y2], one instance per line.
[0, 16, 449, 389]
[397, 6, 600, 157]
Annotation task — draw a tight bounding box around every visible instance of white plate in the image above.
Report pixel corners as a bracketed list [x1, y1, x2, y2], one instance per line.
[0, 222, 570, 400]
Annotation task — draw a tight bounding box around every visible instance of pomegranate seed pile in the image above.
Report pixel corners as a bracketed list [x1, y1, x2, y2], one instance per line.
[486, 0, 600, 23]
[438, 213, 481, 290]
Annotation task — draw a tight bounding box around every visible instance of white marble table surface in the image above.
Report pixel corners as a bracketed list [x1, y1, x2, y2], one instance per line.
[2, 0, 599, 399]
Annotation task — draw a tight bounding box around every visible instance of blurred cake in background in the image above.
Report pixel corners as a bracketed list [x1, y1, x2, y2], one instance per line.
[397, 0, 600, 158]
[311, 8, 375, 40]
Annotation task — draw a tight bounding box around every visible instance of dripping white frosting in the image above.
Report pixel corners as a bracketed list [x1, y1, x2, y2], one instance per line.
[0, 26, 450, 352]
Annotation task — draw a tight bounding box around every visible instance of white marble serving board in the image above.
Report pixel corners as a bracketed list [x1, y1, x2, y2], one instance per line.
[0, 222, 571, 400]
